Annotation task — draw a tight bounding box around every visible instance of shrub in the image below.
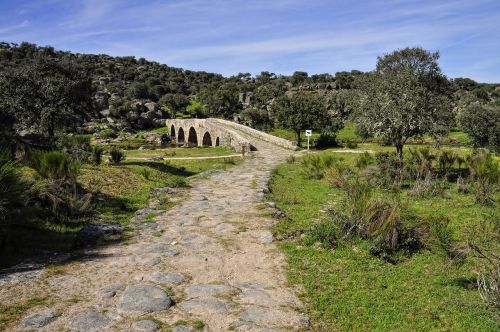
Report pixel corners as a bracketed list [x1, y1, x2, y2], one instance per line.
[92, 146, 103, 165]
[324, 158, 349, 188]
[100, 128, 117, 139]
[466, 150, 499, 205]
[34, 151, 80, 182]
[139, 167, 151, 180]
[355, 152, 374, 170]
[109, 147, 125, 164]
[408, 173, 446, 198]
[0, 151, 27, 219]
[344, 139, 358, 149]
[375, 152, 403, 188]
[316, 133, 338, 149]
[405, 147, 435, 180]
[309, 221, 340, 248]
[302, 154, 338, 179]
[57, 135, 92, 163]
[330, 177, 373, 237]
[437, 150, 457, 178]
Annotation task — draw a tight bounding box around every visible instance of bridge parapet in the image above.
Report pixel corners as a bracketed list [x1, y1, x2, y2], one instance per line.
[164, 118, 297, 152]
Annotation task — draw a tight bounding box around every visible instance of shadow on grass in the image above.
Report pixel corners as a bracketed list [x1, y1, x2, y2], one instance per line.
[121, 160, 196, 177]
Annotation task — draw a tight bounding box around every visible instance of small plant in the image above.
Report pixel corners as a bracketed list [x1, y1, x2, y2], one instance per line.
[466, 150, 499, 205]
[375, 152, 403, 188]
[438, 150, 457, 179]
[408, 173, 446, 198]
[100, 128, 117, 139]
[0, 151, 27, 219]
[316, 133, 338, 149]
[310, 221, 340, 248]
[301, 154, 337, 179]
[92, 146, 103, 165]
[344, 139, 358, 149]
[109, 147, 125, 164]
[57, 135, 92, 163]
[355, 152, 374, 170]
[139, 167, 151, 180]
[286, 155, 296, 163]
[34, 151, 80, 182]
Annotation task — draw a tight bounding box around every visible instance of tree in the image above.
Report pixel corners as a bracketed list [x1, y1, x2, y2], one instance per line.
[353, 47, 453, 157]
[459, 104, 499, 152]
[0, 58, 92, 137]
[271, 93, 340, 146]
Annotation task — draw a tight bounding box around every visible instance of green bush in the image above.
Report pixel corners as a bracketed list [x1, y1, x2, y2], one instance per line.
[301, 154, 337, 179]
[92, 146, 103, 165]
[344, 139, 358, 149]
[57, 135, 92, 163]
[34, 151, 80, 182]
[309, 221, 340, 248]
[0, 151, 27, 219]
[315, 133, 338, 149]
[355, 152, 374, 170]
[375, 152, 403, 188]
[100, 128, 117, 139]
[466, 150, 499, 205]
[109, 147, 125, 164]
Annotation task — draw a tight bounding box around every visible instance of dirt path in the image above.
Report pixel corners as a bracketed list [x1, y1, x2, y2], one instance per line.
[3, 132, 309, 331]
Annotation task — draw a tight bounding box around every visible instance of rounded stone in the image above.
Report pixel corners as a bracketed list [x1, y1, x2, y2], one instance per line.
[119, 284, 173, 314]
[18, 309, 57, 329]
[69, 310, 112, 331]
[149, 272, 184, 285]
[132, 319, 160, 331]
[172, 326, 195, 332]
[179, 297, 229, 314]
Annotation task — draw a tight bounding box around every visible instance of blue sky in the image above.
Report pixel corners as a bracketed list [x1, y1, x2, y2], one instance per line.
[1, 0, 499, 82]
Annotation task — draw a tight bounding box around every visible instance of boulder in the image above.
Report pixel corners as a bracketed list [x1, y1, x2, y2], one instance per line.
[145, 102, 159, 112]
[132, 320, 160, 331]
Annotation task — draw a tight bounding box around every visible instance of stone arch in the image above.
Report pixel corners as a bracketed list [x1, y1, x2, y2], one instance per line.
[170, 125, 176, 140]
[178, 127, 185, 143]
[202, 132, 212, 147]
[188, 127, 198, 146]
[215, 137, 220, 147]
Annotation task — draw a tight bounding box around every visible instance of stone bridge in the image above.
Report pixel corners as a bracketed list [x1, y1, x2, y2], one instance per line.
[165, 118, 297, 152]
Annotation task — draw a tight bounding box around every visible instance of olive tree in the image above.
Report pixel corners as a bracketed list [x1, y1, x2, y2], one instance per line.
[459, 104, 499, 152]
[354, 47, 453, 157]
[271, 92, 341, 146]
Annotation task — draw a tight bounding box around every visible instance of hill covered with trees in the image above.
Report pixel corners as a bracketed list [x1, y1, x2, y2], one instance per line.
[1, 41, 499, 152]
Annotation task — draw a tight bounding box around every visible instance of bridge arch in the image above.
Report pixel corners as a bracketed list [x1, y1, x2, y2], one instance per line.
[215, 137, 220, 147]
[177, 127, 185, 143]
[188, 127, 198, 147]
[170, 125, 176, 140]
[202, 132, 212, 147]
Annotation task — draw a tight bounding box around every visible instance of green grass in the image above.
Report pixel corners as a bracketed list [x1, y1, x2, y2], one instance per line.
[124, 146, 236, 159]
[268, 149, 499, 331]
[0, 297, 49, 330]
[80, 153, 241, 224]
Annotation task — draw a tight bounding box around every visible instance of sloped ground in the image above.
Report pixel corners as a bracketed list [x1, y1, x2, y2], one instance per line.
[1, 130, 309, 331]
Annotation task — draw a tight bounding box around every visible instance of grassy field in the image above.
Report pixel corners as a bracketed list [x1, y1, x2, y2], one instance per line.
[124, 146, 236, 159]
[0, 147, 240, 268]
[267, 148, 499, 331]
[269, 122, 472, 148]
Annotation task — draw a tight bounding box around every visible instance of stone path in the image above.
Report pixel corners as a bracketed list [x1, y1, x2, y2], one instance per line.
[2, 129, 309, 331]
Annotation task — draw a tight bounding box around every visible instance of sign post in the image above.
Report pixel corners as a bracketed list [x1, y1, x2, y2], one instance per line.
[305, 130, 312, 152]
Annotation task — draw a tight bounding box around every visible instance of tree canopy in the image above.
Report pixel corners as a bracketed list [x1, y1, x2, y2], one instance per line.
[354, 47, 453, 156]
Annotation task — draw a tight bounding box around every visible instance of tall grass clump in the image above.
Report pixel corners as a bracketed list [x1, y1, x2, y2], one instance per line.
[466, 150, 499, 205]
[92, 146, 103, 165]
[57, 135, 92, 163]
[301, 154, 336, 179]
[34, 151, 80, 182]
[109, 147, 125, 164]
[0, 151, 27, 219]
